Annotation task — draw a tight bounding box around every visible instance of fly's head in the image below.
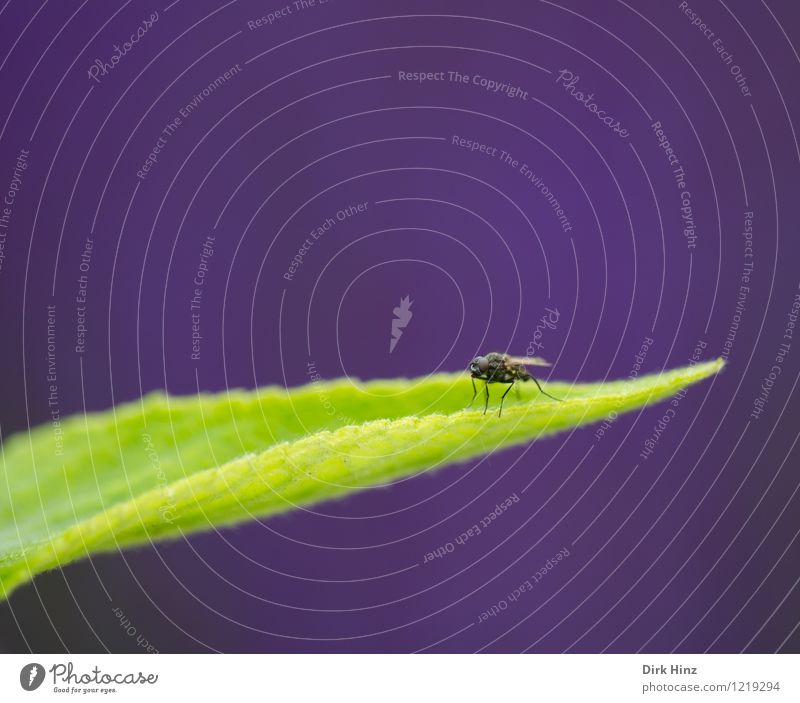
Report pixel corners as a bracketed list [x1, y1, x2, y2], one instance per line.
[469, 356, 490, 379]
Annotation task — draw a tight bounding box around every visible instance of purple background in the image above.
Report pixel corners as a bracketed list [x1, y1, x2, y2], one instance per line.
[1, 0, 799, 653]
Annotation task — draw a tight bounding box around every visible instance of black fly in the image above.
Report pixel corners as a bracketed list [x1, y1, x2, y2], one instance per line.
[468, 352, 562, 416]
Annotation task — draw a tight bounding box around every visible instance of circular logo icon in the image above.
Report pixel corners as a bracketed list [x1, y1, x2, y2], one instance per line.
[20, 663, 45, 691]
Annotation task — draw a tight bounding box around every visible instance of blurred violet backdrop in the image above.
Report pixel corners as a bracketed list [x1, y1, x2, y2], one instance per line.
[0, 0, 799, 652]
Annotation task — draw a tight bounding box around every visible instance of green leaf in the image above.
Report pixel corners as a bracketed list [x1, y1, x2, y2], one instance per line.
[0, 358, 724, 600]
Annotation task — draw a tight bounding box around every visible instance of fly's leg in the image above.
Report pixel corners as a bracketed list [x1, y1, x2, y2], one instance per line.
[498, 381, 515, 417]
[530, 375, 563, 402]
[468, 377, 477, 407]
[483, 365, 502, 415]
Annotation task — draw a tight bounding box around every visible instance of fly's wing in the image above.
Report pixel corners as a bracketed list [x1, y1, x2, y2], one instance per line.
[505, 355, 552, 367]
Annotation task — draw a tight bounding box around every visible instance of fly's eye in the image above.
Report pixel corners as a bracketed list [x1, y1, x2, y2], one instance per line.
[477, 357, 490, 373]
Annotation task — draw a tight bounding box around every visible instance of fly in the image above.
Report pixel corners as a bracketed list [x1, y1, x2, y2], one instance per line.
[468, 352, 563, 416]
